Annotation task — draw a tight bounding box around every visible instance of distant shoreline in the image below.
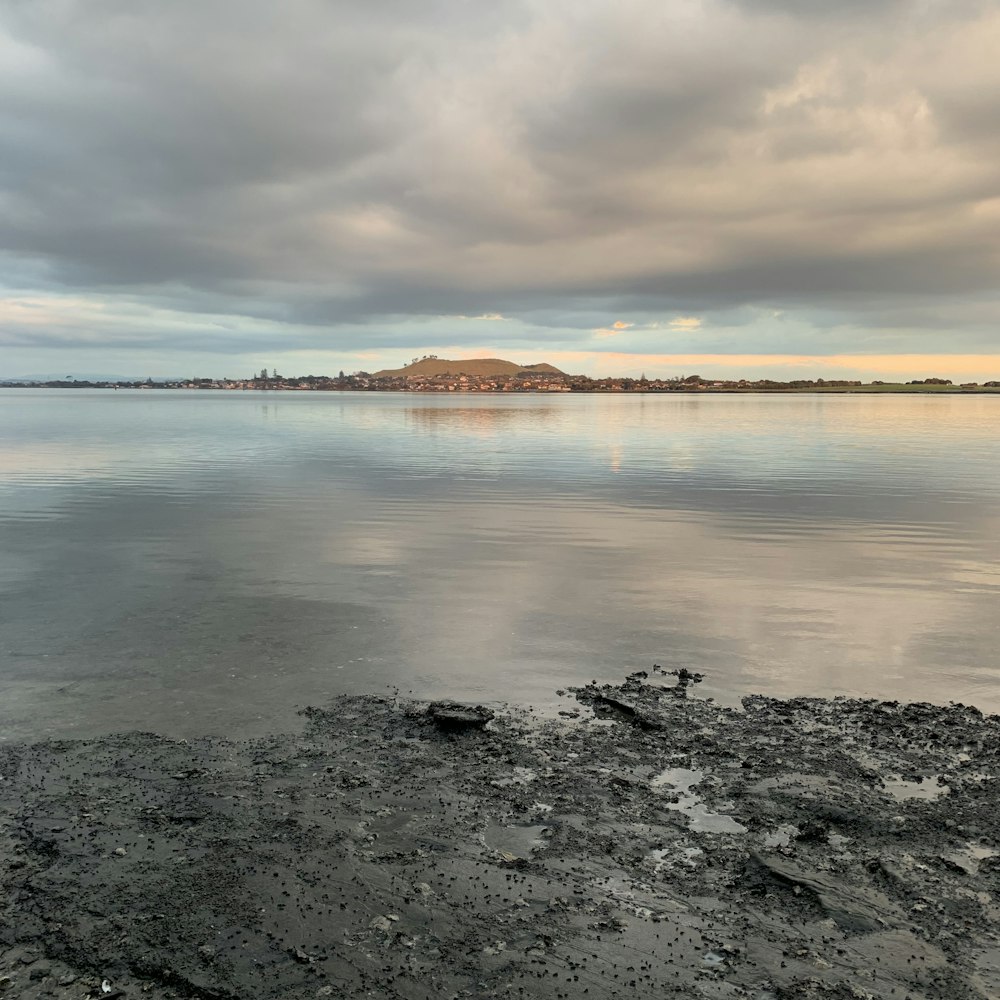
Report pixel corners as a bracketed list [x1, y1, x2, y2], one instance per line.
[5, 382, 1000, 395]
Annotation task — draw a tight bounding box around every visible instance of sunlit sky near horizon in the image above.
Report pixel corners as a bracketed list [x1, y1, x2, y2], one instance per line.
[2, 1, 999, 381]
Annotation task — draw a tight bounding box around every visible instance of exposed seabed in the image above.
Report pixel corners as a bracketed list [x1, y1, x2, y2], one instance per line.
[2, 674, 999, 999]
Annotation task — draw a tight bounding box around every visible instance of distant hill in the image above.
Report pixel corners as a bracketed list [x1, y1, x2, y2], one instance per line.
[373, 357, 566, 378]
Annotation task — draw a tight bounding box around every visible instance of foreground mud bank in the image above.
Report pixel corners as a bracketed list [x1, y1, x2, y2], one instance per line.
[2, 675, 1000, 999]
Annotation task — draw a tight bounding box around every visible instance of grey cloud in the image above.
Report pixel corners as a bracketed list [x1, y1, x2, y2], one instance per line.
[726, 0, 906, 16]
[1, 0, 999, 358]
[627, 243, 999, 303]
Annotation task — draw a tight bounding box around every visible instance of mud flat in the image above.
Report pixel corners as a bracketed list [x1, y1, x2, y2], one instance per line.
[2, 673, 1000, 999]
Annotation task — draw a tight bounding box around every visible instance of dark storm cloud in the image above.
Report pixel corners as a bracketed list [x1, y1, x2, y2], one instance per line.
[1, 0, 999, 358]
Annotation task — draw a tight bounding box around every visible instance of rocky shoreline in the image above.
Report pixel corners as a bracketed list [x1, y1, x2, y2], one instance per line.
[2, 674, 999, 999]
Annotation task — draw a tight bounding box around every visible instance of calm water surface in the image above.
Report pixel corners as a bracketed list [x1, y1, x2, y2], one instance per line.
[2, 389, 999, 739]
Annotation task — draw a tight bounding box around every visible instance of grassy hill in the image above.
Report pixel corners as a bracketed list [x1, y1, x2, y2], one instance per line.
[373, 357, 566, 378]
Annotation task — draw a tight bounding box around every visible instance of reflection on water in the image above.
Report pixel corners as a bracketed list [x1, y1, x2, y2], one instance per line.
[403, 404, 558, 434]
[1, 389, 999, 740]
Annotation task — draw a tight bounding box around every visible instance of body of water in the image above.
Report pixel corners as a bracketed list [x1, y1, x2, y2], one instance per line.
[2, 389, 999, 739]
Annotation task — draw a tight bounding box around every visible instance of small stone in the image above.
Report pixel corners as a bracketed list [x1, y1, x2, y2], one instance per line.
[113, 847, 127, 857]
[369, 916, 393, 933]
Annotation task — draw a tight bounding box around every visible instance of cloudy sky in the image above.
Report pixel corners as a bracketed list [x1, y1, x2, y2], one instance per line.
[2, 0, 999, 380]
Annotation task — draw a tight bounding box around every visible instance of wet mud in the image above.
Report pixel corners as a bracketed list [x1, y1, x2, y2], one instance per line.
[2, 674, 1000, 998]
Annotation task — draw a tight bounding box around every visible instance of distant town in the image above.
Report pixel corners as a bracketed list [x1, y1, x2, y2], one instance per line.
[4, 356, 999, 393]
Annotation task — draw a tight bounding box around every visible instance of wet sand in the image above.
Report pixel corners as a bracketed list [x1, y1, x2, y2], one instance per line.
[2, 673, 999, 999]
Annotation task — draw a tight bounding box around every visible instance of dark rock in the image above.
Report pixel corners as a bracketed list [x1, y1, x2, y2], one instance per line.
[796, 818, 830, 843]
[426, 702, 494, 730]
[587, 694, 662, 730]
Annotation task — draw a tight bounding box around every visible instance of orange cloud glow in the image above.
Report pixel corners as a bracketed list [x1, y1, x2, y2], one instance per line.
[534, 352, 1000, 382]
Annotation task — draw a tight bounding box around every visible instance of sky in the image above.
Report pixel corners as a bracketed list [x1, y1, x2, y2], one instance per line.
[1, 0, 999, 381]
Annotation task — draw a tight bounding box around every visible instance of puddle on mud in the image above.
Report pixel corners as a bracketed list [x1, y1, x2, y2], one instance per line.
[650, 766, 704, 790]
[651, 767, 748, 834]
[946, 843, 1000, 875]
[883, 775, 950, 801]
[483, 821, 549, 859]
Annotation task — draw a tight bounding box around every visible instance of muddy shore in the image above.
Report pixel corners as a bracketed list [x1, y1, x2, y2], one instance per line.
[2, 674, 999, 999]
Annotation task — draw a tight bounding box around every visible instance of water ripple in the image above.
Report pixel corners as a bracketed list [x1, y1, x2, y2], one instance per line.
[2, 389, 1000, 738]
